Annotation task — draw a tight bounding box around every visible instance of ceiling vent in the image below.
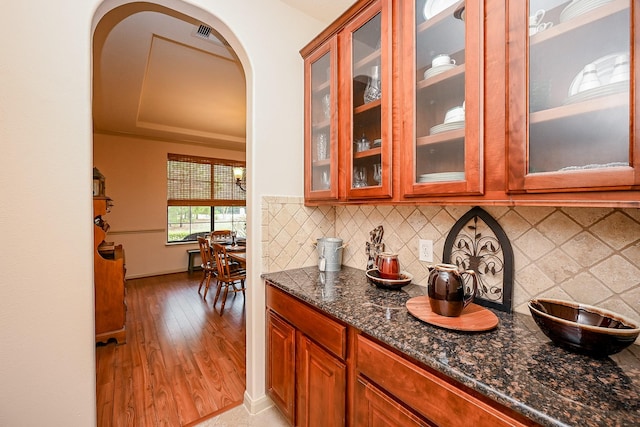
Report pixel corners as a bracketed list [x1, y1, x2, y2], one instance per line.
[192, 24, 224, 46]
[195, 24, 212, 39]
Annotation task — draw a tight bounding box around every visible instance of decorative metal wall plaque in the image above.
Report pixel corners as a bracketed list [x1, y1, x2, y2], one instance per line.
[443, 207, 514, 313]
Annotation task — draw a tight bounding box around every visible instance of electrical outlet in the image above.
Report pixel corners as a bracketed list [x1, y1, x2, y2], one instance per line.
[418, 239, 433, 262]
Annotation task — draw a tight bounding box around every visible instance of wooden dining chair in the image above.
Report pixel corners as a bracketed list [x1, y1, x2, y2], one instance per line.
[197, 237, 218, 299]
[211, 243, 246, 314]
[210, 229, 232, 242]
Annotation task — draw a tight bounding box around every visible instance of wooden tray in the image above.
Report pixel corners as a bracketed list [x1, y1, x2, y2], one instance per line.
[406, 296, 499, 332]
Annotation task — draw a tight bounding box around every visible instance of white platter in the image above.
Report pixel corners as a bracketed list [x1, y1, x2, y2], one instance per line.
[423, 0, 459, 20]
[559, 162, 627, 171]
[423, 63, 457, 80]
[560, 0, 614, 23]
[429, 120, 465, 135]
[417, 171, 465, 183]
[567, 52, 627, 97]
[564, 80, 628, 105]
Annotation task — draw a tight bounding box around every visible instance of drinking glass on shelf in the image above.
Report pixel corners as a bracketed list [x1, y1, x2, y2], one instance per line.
[373, 163, 382, 185]
[316, 132, 328, 160]
[353, 166, 367, 187]
[321, 170, 330, 189]
[364, 65, 381, 103]
[322, 93, 331, 119]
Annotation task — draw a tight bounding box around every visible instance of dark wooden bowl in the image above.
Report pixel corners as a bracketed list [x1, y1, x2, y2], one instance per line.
[528, 298, 640, 357]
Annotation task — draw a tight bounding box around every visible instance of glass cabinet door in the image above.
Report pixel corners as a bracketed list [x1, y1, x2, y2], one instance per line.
[508, 0, 638, 192]
[341, 0, 393, 199]
[401, 0, 483, 197]
[305, 38, 338, 201]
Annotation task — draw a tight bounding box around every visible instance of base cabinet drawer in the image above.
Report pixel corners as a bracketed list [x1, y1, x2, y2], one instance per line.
[356, 335, 535, 427]
[354, 376, 433, 427]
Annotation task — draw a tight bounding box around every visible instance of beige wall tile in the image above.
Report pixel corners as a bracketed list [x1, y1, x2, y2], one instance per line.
[262, 199, 640, 338]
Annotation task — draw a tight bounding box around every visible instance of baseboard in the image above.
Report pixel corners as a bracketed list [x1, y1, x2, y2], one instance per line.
[125, 268, 186, 280]
[243, 391, 274, 415]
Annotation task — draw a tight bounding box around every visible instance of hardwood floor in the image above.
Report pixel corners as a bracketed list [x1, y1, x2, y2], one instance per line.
[96, 272, 246, 427]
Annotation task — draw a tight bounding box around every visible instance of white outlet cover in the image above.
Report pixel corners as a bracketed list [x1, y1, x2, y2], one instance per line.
[419, 239, 433, 262]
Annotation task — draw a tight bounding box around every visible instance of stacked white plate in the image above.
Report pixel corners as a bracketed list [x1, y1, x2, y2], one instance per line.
[559, 0, 615, 23]
[564, 52, 629, 104]
[423, 63, 456, 80]
[564, 80, 628, 105]
[429, 120, 465, 135]
[417, 171, 465, 183]
[559, 162, 627, 171]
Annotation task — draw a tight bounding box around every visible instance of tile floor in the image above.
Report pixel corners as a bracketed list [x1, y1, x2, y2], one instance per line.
[195, 405, 289, 427]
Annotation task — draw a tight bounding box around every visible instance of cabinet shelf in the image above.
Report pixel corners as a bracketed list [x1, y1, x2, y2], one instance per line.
[416, 3, 460, 33]
[312, 159, 331, 167]
[418, 64, 465, 90]
[313, 80, 330, 93]
[354, 50, 381, 74]
[353, 146, 382, 159]
[313, 119, 330, 129]
[417, 128, 464, 147]
[530, 0, 628, 48]
[530, 91, 628, 124]
[354, 98, 381, 115]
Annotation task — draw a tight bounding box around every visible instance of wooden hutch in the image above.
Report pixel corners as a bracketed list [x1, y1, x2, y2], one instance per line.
[93, 196, 126, 344]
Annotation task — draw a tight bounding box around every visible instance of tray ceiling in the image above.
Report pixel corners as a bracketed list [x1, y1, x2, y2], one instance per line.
[92, 1, 354, 152]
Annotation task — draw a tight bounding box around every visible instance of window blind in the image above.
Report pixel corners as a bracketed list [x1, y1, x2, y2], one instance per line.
[167, 153, 246, 206]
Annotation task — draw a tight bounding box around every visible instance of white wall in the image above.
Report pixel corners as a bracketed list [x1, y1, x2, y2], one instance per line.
[0, 0, 328, 424]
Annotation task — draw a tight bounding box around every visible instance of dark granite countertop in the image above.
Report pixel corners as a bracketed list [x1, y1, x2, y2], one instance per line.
[262, 266, 640, 427]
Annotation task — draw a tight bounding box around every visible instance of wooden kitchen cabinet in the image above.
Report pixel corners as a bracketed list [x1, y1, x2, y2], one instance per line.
[266, 310, 296, 424]
[506, 0, 640, 195]
[354, 334, 536, 427]
[302, 0, 393, 202]
[304, 36, 339, 201]
[400, 0, 483, 197]
[354, 376, 433, 427]
[340, 0, 393, 200]
[296, 333, 346, 426]
[93, 197, 126, 344]
[301, 0, 640, 207]
[266, 285, 347, 426]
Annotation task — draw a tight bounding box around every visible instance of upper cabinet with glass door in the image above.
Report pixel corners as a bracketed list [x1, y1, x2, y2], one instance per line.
[304, 38, 338, 201]
[507, 0, 639, 193]
[401, 0, 483, 197]
[340, 0, 393, 200]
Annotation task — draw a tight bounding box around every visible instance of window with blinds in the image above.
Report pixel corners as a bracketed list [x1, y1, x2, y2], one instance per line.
[167, 154, 246, 243]
[167, 153, 246, 205]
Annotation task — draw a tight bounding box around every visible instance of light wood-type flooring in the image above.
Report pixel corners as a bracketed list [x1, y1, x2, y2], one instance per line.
[96, 272, 246, 427]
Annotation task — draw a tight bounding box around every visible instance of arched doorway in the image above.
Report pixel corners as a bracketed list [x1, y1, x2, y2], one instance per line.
[92, 2, 251, 424]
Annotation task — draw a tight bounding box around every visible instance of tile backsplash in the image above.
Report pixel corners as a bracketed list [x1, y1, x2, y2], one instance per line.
[262, 197, 640, 326]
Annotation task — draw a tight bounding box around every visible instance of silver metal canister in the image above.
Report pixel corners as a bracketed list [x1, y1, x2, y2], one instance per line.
[315, 237, 346, 272]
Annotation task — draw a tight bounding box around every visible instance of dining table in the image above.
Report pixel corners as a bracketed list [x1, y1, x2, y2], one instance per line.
[227, 251, 246, 266]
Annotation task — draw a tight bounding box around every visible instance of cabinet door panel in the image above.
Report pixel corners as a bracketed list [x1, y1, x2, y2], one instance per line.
[356, 335, 531, 427]
[507, 0, 639, 192]
[296, 333, 346, 427]
[401, 0, 484, 197]
[266, 311, 295, 424]
[354, 377, 432, 427]
[305, 37, 339, 201]
[340, 0, 393, 200]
